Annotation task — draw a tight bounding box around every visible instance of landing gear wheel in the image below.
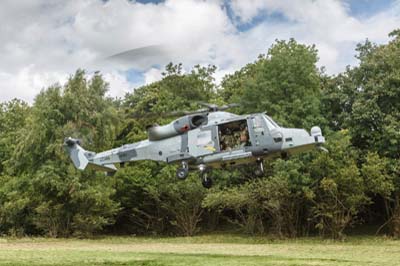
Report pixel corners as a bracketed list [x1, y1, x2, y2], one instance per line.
[198, 164, 213, 188]
[254, 169, 264, 177]
[176, 166, 189, 180]
[176, 162, 189, 180]
[255, 159, 264, 177]
[201, 175, 213, 189]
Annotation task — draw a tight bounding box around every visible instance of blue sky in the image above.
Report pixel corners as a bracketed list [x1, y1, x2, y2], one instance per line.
[0, 0, 399, 103]
[347, 0, 394, 17]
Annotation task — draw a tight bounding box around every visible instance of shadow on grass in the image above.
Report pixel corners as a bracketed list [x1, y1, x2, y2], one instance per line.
[0, 252, 367, 266]
[0, 260, 165, 266]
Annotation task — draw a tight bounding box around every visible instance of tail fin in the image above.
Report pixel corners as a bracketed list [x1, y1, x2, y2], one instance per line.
[64, 137, 90, 170]
[64, 137, 117, 173]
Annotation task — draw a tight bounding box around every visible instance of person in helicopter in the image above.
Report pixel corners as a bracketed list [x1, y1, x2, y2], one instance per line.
[239, 125, 250, 147]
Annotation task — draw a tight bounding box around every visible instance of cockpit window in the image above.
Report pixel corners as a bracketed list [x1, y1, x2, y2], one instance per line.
[263, 115, 279, 130]
[252, 116, 263, 128]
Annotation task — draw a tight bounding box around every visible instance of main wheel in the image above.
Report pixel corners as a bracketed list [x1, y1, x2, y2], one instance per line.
[254, 168, 264, 177]
[255, 159, 264, 177]
[201, 173, 213, 189]
[202, 177, 213, 189]
[176, 167, 189, 180]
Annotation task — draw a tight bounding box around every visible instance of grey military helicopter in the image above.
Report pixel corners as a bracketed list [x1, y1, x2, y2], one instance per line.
[64, 103, 325, 188]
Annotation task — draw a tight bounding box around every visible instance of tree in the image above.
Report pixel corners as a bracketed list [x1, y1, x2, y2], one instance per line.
[0, 99, 29, 174]
[222, 39, 325, 130]
[1, 70, 120, 237]
[339, 30, 400, 236]
[346, 32, 400, 157]
[361, 152, 396, 235]
[310, 131, 368, 239]
[203, 158, 312, 237]
[147, 167, 206, 236]
[112, 163, 164, 235]
[320, 71, 358, 132]
[112, 64, 219, 236]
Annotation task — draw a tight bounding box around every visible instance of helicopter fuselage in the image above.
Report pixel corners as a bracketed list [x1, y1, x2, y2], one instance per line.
[64, 111, 325, 177]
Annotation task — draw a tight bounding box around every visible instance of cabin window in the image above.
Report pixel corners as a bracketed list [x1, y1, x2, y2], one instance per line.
[219, 120, 250, 151]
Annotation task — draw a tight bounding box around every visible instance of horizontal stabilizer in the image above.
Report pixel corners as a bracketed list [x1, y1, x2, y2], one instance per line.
[88, 163, 117, 172]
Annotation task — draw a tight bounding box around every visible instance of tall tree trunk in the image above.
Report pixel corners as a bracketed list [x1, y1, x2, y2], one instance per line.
[390, 194, 400, 238]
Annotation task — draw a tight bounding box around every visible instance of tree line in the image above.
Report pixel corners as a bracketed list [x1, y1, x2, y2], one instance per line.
[0, 30, 399, 239]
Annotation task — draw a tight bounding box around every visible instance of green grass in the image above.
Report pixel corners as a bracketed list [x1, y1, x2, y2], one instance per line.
[0, 235, 399, 266]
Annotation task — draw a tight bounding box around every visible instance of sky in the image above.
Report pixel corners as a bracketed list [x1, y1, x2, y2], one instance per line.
[0, 0, 399, 103]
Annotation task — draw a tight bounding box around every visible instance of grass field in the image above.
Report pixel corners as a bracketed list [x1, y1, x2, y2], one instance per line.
[0, 235, 399, 266]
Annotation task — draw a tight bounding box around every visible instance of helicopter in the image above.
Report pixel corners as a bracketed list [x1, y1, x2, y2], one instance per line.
[64, 103, 325, 188]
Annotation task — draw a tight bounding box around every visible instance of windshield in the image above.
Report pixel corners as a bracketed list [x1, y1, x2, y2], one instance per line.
[263, 115, 279, 130]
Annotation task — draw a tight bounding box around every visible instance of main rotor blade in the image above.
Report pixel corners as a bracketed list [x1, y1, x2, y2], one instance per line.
[129, 103, 240, 120]
[130, 108, 210, 119]
[197, 102, 219, 111]
[106, 45, 168, 62]
[181, 108, 209, 115]
[219, 103, 240, 110]
[100, 45, 172, 70]
[131, 110, 188, 119]
[197, 102, 240, 112]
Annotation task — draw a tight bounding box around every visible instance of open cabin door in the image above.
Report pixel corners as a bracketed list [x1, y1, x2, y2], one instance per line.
[218, 119, 250, 152]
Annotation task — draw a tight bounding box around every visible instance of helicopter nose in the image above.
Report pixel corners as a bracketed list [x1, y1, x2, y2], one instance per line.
[281, 128, 310, 146]
[279, 126, 325, 155]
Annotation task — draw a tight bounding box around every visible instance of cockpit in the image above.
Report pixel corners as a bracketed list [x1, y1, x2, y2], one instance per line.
[262, 114, 280, 130]
[251, 114, 280, 132]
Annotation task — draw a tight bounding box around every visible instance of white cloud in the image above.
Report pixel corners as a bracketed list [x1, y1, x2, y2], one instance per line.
[144, 68, 163, 84]
[231, 0, 270, 23]
[230, 0, 400, 73]
[0, 0, 399, 103]
[102, 71, 133, 99]
[0, 0, 237, 103]
[0, 66, 67, 102]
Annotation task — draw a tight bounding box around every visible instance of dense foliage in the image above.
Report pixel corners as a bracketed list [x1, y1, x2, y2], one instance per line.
[0, 31, 399, 239]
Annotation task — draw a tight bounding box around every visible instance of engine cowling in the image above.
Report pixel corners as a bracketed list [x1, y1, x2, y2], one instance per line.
[147, 114, 208, 141]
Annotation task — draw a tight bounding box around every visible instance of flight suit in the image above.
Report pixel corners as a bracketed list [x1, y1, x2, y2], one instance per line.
[220, 134, 235, 150]
[232, 131, 241, 148]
